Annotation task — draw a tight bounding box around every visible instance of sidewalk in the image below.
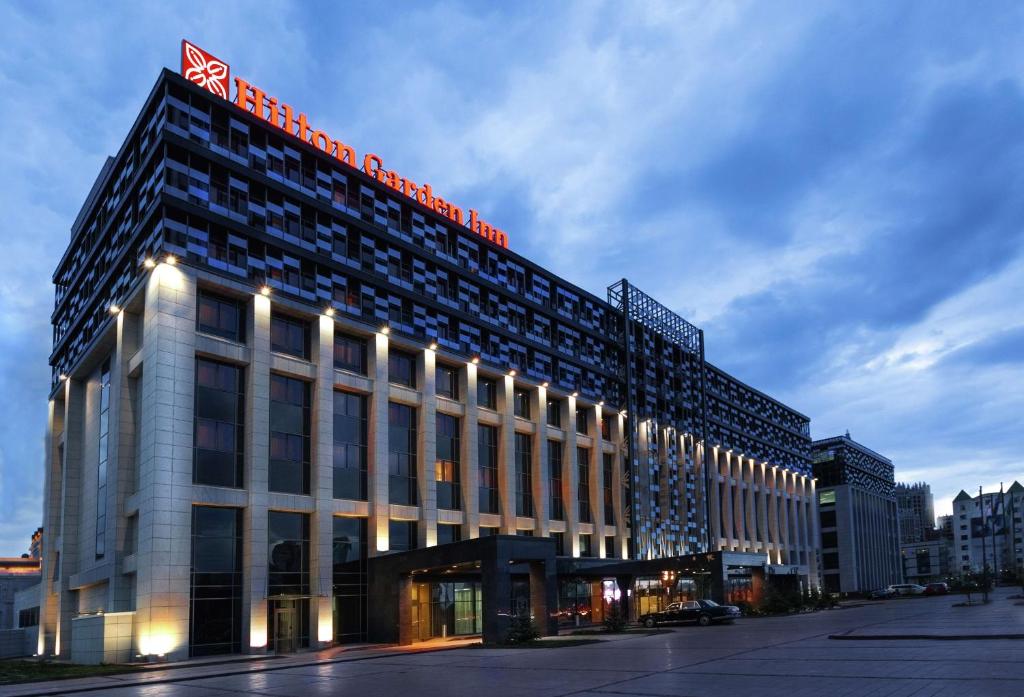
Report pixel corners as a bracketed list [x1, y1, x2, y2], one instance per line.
[0, 637, 479, 697]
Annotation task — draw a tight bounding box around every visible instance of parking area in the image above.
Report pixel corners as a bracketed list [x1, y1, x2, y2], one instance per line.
[8, 588, 1023, 697]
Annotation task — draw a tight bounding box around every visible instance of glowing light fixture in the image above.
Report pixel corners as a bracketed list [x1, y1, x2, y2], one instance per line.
[143, 258, 156, 269]
[471, 356, 480, 364]
[508, 369, 517, 377]
[541, 381, 549, 388]
[109, 304, 121, 315]
[59, 373, 68, 381]
[165, 254, 177, 266]
[571, 391, 578, 398]
[598, 400, 605, 406]
[428, 341, 438, 350]
[380, 325, 390, 335]
[324, 307, 336, 317]
[259, 286, 271, 296]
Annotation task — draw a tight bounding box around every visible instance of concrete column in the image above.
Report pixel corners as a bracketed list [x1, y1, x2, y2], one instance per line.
[612, 414, 628, 558]
[368, 333, 390, 554]
[768, 468, 781, 561]
[417, 349, 437, 548]
[109, 310, 140, 612]
[313, 315, 335, 647]
[732, 457, 744, 548]
[530, 386, 549, 538]
[459, 362, 479, 538]
[397, 575, 413, 645]
[528, 560, 558, 636]
[709, 448, 722, 547]
[779, 472, 792, 562]
[563, 396, 579, 555]
[244, 291, 271, 652]
[135, 263, 197, 661]
[481, 544, 512, 643]
[758, 464, 770, 554]
[589, 406, 605, 556]
[56, 379, 84, 656]
[497, 375, 517, 534]
[38, 393, 65, 655]
[721, 453, 734, 547]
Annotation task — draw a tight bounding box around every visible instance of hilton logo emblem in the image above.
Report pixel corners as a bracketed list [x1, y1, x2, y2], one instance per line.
[181, 40, 229, 99]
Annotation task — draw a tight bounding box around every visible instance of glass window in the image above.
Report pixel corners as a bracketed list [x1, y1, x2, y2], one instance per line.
[268, 512, 311, 649]
[551, 531, 566, 556]
[546, 399, 562, 427]
[821, 531, 838, 548]
[388, 403, 417, 505]
[601, 416, 611, 440]
[549, 441, 564, 520]
[436, 364, 459, 399]
[577, 447, 591, 523]
[389, 350, 416, 388]
[604, 535, 616, 558]
[190, 506, 243, 656]
[515, 433, 533, 517]
[270, 313, 310, 360]
[269, 374, 311, 495]
[576, 408, 588, 435]
[96, 359, 111, 559]
[603, 453, 615, 526]
[197, 290, 244, 342]
[478, 424, 499, 515]
[479, 526, 499, 537]
[194, 359, 245, 488]
[477, 377, 496, 409]
[820, 510, 837, 528]
[437, 523, 462, 545]
[389, 520, 418, 552]
[333, 516, 367, 643]
[333, 391, 367, 500]
[514, 389, 531, 419]
[334, 332, 367, 374]
[579, 533, 593, 557]
[436, 414, 461, 510]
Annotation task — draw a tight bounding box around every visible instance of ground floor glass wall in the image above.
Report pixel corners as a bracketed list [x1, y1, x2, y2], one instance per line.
[411, 582, 482, 641]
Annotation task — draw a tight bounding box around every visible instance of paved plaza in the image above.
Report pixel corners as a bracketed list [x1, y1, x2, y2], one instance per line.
[5, 588, 1023, 697]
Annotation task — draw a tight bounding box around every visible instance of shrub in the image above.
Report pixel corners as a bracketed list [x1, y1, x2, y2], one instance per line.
[604, 601, 627, 633]
[504, 612, 540, 644]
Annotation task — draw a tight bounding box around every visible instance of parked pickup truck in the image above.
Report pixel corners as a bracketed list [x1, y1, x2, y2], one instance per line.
[639, 599, 741, 628]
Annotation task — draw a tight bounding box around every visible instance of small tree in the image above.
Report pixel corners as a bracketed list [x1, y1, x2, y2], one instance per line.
[604, 600, 627, 633]
[504, 612, 540, 644]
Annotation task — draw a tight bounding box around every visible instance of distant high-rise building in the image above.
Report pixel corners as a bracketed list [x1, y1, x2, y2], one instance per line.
[951, 483, 1024, 578]
[813, 434, 901, 594]
[896, 482, 935, 544]
[29, 528, 43, 560]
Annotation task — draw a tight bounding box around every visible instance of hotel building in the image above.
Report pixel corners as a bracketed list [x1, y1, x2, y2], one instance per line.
[37, 46, 819, 662]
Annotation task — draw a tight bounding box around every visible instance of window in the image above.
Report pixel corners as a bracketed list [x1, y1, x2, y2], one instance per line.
[479, 526, 499, 537]
[515, 433, 533, 517]
[270, 313, 310, 359]
[575, 408, 588, 435]
[437, 523, 462, 545]
[820, 510, 837, 528]
[477, 377, 496, 409]
[436, 414, 461, 510]
[190, 506, 243, 656]
[334, 332, 367, 374]
[18, 607, 39, 628]
[268, 511, 311, 649]
[579, 533, 593, 557]
[546, 399, 562, 427]
[269, 375, 311, 495]
[197, 290, 244, 342]
[96, 359, 111, 559]
[601, 416, 611, 440]
[194, 359, 244, 488]
[389, 520, 418, 552]
[478, 424, 499, 514]
[514, 389, 531, 418]
[821, 531, 838, 548]
[436, 364, 459, 399]
[333, 391, 367, 500]
[389, 350, 416, 388]
[577, 447, 591, 523]
[549, 441, 564, 520]
[388, 403, 417, 505]
[551, 532, 566, 556]
[603, 453, 615, 525]
[604, 535, 616, 558]
[333, 517, 367, 643]
[822, 552, 839, 569]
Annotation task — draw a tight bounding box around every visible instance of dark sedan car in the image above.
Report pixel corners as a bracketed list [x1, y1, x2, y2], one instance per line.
[640, 599, 740, 627]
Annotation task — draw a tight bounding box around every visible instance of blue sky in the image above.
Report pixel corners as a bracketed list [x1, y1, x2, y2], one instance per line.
[0, 1, 1021, 555]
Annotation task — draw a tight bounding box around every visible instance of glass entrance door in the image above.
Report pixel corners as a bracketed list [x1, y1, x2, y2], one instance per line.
[274, 606, 298, 653]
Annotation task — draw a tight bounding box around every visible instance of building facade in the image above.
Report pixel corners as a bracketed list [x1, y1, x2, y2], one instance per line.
[951, 483, 1024, 579]
[900, 539, 953, 585]
[813, 435, 901, 594]
[37, 45, 819, 661]
[896, 482, 935, 544]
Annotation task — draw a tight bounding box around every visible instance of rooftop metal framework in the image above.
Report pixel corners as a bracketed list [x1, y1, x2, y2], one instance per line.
[608, 279, 702, 356]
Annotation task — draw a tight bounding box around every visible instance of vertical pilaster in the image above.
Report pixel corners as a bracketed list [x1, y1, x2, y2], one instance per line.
[590, 406, 605, 557]
[563, 395, 580, 555]
[313, 315, 335, 647]
[56, 380, 84, 656]
[38, 394, 64, 655]
[460, 362, 479, 539]
[368, 333, 390, 553]
[612, 414, 628, 558]
[497, 375, 517, 534]
[530, 386, 549, 537]
[109, 310, 139, 612]
[709, 447, 721, 548]
[417, 349, 437, 548]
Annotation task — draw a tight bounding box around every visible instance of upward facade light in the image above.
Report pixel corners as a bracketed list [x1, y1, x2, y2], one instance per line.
[259, 286, 271, 297]
[109, 304, 121, 315]
[165, 254, 177, 266]
[143, 258, 156, 269]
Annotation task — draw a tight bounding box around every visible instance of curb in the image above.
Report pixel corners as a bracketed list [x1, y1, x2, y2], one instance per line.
[829, 633, 1024, 641]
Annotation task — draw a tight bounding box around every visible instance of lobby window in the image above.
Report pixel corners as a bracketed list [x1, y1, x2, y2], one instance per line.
[388, 349, 416, 388]
[96, 359, 111, 560]
[436, 364, 459, 399]
[437, 523, 462, 545]
[389, 520, 418, 552]
[546, 399, 562, 427]
[334, 332, 367, 374]
[190, 506, 243, 656]
[552, 531, 566, 556]
[575, 408, 588, 435]
[513, 389, 531, 418]
[436, 414, 461, 510]
[388, 403, 417, 505]
[479, 526, 499, 537]
[268, 511, 311, 649]
[549, 441, 564, 520]
[477, 377, 496, 409]
[577, 447, 591, 523]
[270, 313, 310, 360]
[603, 453, 615, 525]
[333, 516, 367, 643]
[579, 533, 594, 557]
[333, 391, 367, 500]
[269, 375, 311, 495]
[478, 424, 499, 515]
[194, 358, 244, 488]
[515, 433, 533, 517]
[197, 290, 244, 342]
[604, 535, 616, 558]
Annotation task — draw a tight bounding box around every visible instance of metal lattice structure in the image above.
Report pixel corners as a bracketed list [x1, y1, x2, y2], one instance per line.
[608, 279, 702, 356]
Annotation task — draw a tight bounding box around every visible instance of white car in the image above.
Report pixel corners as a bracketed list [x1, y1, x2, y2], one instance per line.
[888, 583, 926, 596]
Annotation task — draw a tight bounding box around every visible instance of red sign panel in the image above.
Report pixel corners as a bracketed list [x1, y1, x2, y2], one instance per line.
[181, 40, 230, 100]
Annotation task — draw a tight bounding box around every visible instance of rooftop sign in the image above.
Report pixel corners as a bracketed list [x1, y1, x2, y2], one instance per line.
[180, 39, 508, 248]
